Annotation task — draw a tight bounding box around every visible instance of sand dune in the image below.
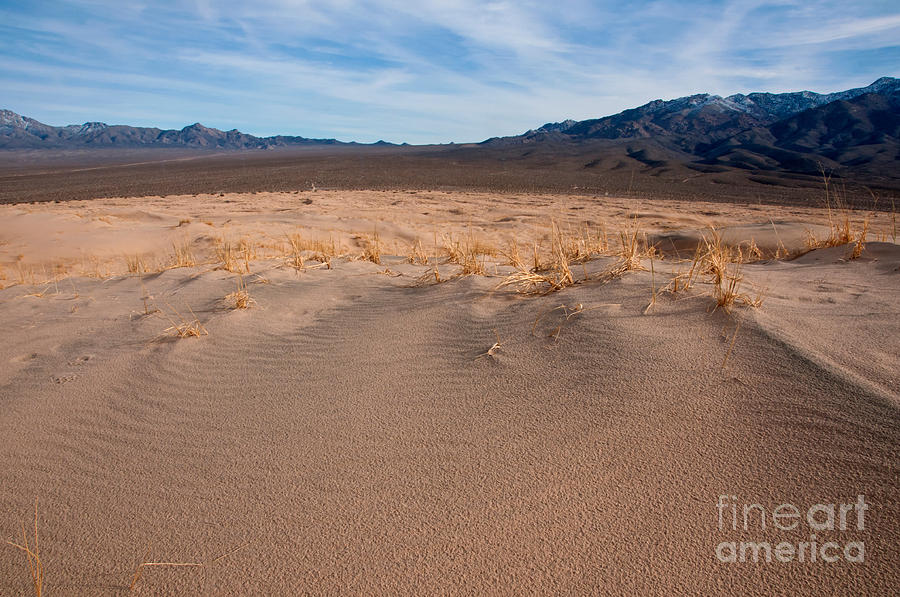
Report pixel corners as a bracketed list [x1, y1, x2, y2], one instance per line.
[1, 191, 898, 595]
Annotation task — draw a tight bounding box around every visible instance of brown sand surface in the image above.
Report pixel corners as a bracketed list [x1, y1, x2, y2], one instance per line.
[1, 191, 898, 595]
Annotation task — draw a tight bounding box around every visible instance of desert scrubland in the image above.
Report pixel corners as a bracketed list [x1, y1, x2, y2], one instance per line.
[1, 190, 898, 595]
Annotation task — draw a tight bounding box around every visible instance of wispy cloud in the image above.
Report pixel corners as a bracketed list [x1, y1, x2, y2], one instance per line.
[0, 1, 897, 142]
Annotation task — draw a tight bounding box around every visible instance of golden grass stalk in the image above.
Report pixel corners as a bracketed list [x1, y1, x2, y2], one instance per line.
[125, 254, 147, 275]
[6, 499, 43, 597]
[160, 303, 208, 338]
[362, 230, 382, 265]
[500, 239, 526, 270]
[130, 542, 249, 591]
[225, 276, 256, 309]
[286, 233, 305, 270]
[406, 238, 429, 265]
[712, 262, 763, 314]
[171, 238, 196, 268]
[496, 223, 574, 294]
[443, 230, 494, 275]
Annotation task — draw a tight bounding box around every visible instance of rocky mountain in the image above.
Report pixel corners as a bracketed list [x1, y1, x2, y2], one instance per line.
[483, 78, 900, 182]
[0, 111, 348, 149]
[698, 91, 900, 175]
[520, 77, 900, 147]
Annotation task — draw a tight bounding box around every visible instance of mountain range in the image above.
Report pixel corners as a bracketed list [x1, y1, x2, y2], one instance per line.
[0, 112, 361, 150]
[485, 77, 900, 179]
[2, 78, 898, 190]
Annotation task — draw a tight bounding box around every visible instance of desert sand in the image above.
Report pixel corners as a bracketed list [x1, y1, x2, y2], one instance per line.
[1, 190, 898, 595]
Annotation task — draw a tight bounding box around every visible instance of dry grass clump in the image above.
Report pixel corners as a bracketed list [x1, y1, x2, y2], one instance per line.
[286, 231, 337, 269]
[558, 223, 609, 263]
[125, 254, 148, 274]
[171, 238, 196, 268]
[286, 233, 305, 270]
[361, 231, 382, 265]
[699, 229, 763, 313]
[406, 238, 429, 265]
[804, 168, 872, 258]
[500, 239, 527, 270]
[496, 223, 574, 294]
[5, 499, 43, 597]
[224, 276, 256, 310]
[712, 261, 763, 314]
[442, 230, 495, 275]
[595, 218, 655, 282]
[160, 303, 208, 338]
[216, 237, 254, 273]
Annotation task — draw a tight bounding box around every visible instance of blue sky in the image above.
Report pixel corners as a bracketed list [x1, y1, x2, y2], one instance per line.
[1, 1, 898, 144]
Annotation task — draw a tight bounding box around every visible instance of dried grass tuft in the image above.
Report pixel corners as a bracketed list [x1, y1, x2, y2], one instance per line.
[225, 276, 256, 310]
[406, 238, 429, 265]
[171, 238, 196, 268]
[160, 303, 208, 338]
[361, 231, 382, 265]
[495, 223, 574, 294]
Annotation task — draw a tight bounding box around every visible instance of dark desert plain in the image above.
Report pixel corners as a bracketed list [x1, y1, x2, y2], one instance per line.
[1, 137, 899, 595]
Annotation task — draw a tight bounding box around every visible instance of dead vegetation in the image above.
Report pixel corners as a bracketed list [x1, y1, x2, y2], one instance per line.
[361, 230, 382, 265]
[171, 238, 196, 268]
[442, 230, 494, 276]
[5, 499, 43, 597]
[224, 276, 256, 310]
[159, 302, 208, 338]
[803, 168, 874, 259]
[215, 237, 254, 273]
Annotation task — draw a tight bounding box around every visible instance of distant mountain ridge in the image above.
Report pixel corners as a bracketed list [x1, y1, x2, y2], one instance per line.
[0, 111, 358, 149]
[525, 77, 900, 142]
[2, 78, 898, 188]
[483, 77, 900, 181]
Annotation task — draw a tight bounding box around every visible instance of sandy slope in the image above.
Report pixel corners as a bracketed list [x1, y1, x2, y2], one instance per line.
[0, 192, 898, 595]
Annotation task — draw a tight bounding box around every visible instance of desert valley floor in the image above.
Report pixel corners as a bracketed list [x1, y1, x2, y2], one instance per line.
[0, 190, 898, 595]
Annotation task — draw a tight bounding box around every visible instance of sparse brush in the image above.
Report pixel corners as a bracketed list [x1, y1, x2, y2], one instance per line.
[849, 219, 869, 260]
[617, 217, 649, 272]
[239, 238, 254, 272]
[496, 223, 574, 294]
[216, 237, 252, 273]
[559, 223, 609, 263]
[286, 233, 305, 270]
[712, 262, 763, 314]
[443, 230, 493, 276]
[160, 303, 208, 338]
[699, 227, 744, 287]
[6, 499, 43, 597]
[596, 217, 651, 281]
[362, 230, 382, 265]
[125, 254, 147, 274]
[225, 276, 256, 309]
[805, 166, 872, 253]
[500, 239, 526, 270]
[171, 238, 196, 268]
[406, 238, 429, 265]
